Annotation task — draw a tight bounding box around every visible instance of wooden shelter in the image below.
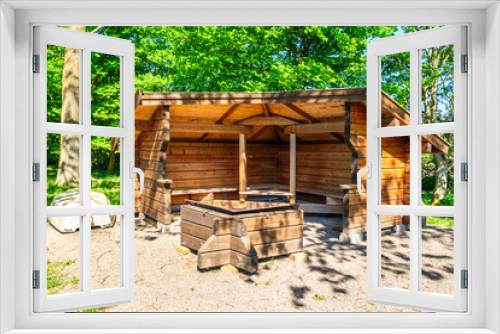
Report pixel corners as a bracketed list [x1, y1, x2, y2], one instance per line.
[134, 88, 449, 240]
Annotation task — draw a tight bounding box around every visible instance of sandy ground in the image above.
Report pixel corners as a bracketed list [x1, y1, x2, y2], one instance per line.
[46, 214, 454, 312]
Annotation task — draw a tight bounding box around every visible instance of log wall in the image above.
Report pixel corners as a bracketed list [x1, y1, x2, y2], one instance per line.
[277, 143, 352, 196]
[166, 143, 279, 204]
[135, 107, 171, 223]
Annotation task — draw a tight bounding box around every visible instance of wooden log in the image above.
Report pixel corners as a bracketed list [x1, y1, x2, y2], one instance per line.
[180, 233, 205, 251]
[230, 236, 258, 257]
[253, 238, 303, 258]
[180, 220, 214, 240]
[230, 250, 258, 273]
[198, 250, 231, 269]
[214, 220, 233, 235]
[247, 225, 303, 245]
[239, 133, 247, 203]
[198, 235, 231, 253]
[171, 122, 253, 134]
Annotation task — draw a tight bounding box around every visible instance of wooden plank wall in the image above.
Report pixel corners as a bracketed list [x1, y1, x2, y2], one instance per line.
[342, 102, 407, 235]
[277, 143, 352, 197]
[136, 107, 171, 223]
[167, 143, 279, 204]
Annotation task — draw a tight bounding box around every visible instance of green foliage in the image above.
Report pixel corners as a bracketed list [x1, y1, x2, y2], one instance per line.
[88, 26, 399, 93]
[47, 45, 65, 123]
[91, 52, 121, 127]
[421, 188, 454, 207]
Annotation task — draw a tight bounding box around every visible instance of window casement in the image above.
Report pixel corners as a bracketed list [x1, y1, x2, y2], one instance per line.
[32, 26, 138, 312]
[364, 26, 468, 312]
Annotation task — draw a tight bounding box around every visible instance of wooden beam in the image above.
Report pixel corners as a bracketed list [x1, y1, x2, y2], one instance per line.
[283, 103, 316, 123]
[262, 104, 280, 143]
[283, 103, 343, 141]
[236, 116, 299, 126]
[247, 126, 268, 142]
[239, 133, 247, 203]
[284, 121, 345, 134]
[199, 104, 241, 142]
[422, 134, 450, 154]
[330, 132, 345, 142]
[290, 133, 297, 205]
[380, 93, 411, 125]
[171, 122, 252, 134]
[275, 126, 305, 144]
[269, 126, 280, 143]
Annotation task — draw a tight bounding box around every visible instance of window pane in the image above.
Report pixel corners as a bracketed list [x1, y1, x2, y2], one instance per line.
[420, 45, 454, 124]
[91, 215, 121, 290]
[91, 52, 121, 127]
[381, 51, 410, 127]
[47, 133, 80, 207]
[47, 45, 81, 124]
[421, 133, 454, 207]
[380, 137, 409, 205]
[91, 137, 121, 206]
[380, 215, 410, 290]
[421, 216, 454, 294]
[46, 216, 81, 295]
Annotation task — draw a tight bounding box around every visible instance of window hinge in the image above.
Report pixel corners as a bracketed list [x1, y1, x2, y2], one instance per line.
[33, 163, 40, 182]
[33, 54, 40, 73]
[461, 270, 468, 289]
[461, 54, 468, 73]
[33, 270, 40, 289]
[461, 162, 468, 182]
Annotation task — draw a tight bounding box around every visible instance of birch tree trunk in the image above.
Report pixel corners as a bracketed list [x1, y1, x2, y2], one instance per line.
[54, 26, 86, 187]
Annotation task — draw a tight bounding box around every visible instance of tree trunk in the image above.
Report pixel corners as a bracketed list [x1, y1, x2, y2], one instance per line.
[431, 153, 448, 206]
[107, 150, 116, 175]
[54, 26, 85, 187]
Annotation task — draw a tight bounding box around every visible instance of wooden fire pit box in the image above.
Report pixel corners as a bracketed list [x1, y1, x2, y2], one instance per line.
[180, 200, 304, 273]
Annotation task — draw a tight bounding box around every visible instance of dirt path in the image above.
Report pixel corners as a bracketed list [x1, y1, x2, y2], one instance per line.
[46, 215, 454, 312]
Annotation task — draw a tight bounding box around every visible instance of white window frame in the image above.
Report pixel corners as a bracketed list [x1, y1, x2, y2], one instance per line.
[32, 26, 136, 313]
[0, 2, 498, 333]
[366, 26, 468, 312]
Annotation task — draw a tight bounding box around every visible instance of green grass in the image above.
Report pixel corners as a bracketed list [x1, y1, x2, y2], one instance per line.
[421, 188, 455, 228]
[313, 294, 326, 301]
[47, 257, 79, 295]
[47, 169, 120, 206]
[425, 216, 454, 228]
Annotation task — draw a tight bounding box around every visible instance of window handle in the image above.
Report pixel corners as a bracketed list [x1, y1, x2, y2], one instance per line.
[357, 162, 371, 195]
[130, 162, 144, 195]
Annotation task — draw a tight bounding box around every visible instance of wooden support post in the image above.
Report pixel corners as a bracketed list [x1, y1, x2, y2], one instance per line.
[290, 133, 297, 205]
[239, 133, 247, 203]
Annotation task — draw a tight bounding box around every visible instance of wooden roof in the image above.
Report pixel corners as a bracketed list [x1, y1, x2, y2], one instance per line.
[135, 88, 450, 153]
